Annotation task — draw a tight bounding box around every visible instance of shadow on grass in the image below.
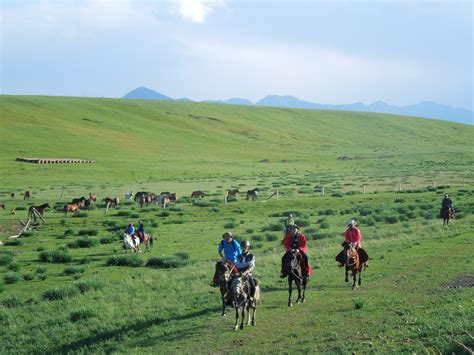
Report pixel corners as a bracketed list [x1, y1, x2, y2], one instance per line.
[52, 306, 219, 353]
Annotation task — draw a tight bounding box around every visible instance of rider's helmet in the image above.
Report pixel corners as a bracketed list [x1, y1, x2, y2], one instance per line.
[347, 219, 356, 227]
[289, 213, 293, 218]
[240, 240, 251, 249]
[445, 193, 449, 198]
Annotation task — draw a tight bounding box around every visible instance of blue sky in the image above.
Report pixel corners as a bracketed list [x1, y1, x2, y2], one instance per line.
[1, 0, 472, 109]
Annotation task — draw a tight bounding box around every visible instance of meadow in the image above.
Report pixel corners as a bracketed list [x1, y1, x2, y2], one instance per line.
[0, 95, 473, 353]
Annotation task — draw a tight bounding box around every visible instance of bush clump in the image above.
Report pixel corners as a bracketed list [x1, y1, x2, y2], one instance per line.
[223, 222, 239, 228]
[39, 248, 72, 263]
[77, 229, 99, 236]
[4, 272, 21, 284]
[106, 254, 143, 267]
[64, 266, 86, 275]
[1, 296, 22, 308]
[261, 223, 284, 232]
[74, 278, 106, 293]
[145, 254, 191, 269]
[22, 272, 35, 281]
[67, 238, 100, 249]
[266, 233, 279, 242]
[4, 239, 23, 246]
[42, 285, 80, 301]
[0, 253, 14, 266]
[7, 262, 21, 272]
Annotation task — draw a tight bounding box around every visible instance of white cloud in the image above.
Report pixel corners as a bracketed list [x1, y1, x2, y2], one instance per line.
[178, 0, 225, 23]
[175, 37, 421, 104]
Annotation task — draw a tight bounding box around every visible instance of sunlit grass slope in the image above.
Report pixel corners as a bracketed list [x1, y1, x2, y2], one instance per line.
[1, 95, 473, 188]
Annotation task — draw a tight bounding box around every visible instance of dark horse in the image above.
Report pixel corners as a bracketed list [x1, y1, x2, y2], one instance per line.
[24, 191, 31, 200]
[246, 188, 260, 201]
[214, 261, 235, 316]
[230, 273, 260, 330]
[284, 250, 307, 307]
[28, 203, 50, 221]
[441, 207, 455, 226]
[191, 190, 205, 198]
[226, 189, 240, 201]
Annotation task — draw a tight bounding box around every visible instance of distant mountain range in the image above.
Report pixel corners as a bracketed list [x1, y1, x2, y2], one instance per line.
[123, 87, 473, 125]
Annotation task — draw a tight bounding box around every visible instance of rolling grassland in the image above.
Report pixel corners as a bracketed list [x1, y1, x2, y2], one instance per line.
[0, 96, 473, 353]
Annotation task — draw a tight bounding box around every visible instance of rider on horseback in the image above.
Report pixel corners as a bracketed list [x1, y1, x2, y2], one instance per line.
[211, 232, 242, 286]
[124, 223, 137, 247]
[235, 240, 257, 303]
[136, 220, 145, 242]
[280, 225, 311, 278]
[336, 220, 369, 267]
[440, 193, 453, 217]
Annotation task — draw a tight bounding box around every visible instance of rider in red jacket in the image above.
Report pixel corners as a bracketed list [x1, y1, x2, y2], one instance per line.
[280, 225, 312, 277]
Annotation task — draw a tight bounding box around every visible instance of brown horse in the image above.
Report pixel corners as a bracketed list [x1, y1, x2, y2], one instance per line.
[28, 203, 50, 221]
[89, 193, 97, 202]
[24, 191, 31, 200]
[168, 193, 178, 203]
[10, 192, 15, 199]
[441, 207, 455, 226]
[137, 233, 154, 252]
[226, 189, 240, 201]
[191, 190, 205, 198]
[63, 203, 79, 217]
[71, 197, 86, 208]
[342, 242, 364, 289]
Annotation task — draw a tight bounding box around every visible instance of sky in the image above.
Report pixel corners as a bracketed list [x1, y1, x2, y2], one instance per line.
[1, 0, 473, 109]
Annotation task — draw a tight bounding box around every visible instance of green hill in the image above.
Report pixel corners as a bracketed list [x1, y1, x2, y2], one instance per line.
[1, 95, 473, 190]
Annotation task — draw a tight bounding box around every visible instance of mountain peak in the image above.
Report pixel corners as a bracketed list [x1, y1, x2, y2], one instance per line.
[123, 87, 173, 101]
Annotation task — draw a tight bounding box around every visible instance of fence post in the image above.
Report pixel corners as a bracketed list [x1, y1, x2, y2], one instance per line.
[433, 181, 436, 188]
[321, 186, 325, 197]
[399, 183, 402, 192]
[363, 185, 366, 194]
[224, 193, 227, 204]
[276, 189, 279, 200]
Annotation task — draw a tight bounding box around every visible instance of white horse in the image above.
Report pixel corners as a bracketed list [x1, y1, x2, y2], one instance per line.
[123, 233, 140, 253]
[124, 191, 134, 200]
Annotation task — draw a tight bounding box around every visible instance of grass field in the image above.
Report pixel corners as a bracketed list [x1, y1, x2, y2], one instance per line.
[0, 96, 473, 353]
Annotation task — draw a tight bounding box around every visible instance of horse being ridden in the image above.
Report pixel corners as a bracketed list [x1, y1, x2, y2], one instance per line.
[441, 207, 455, 226]
[284, 250, 307, 307]
[123, 233, 140, 253]
[214, 260, 236, 316]
[340, 241, 365, 289]
[230, 271, 260, 330]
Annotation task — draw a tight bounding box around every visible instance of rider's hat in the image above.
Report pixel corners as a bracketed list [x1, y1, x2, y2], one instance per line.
[347, 219, 356, 226]
[289, 224, 299, 229]
[240, 240, 251, 248]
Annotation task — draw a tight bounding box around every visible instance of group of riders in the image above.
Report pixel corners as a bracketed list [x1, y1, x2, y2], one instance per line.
[124, 220, 146, 246]
[210, 193, 455, 296]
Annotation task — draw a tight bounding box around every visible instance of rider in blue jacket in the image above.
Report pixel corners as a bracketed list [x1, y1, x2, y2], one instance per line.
[218, 232, 242, 262]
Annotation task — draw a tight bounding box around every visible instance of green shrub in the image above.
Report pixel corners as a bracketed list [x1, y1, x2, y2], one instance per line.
[74, 278, 106, 293]
[75, 212, 88, 218]
[78, 228, 98, 236]
[99, 236, 114, 244]
[4, 239, 23, 246]
[1, 296, 22, 308]
[295, 219, 311, 227]
[36, 246, 45, 252]
[63, 228, 75, 236]
[38, 274, 47, 281]
[78, 257, 92, 264]
[0, 253, 13, 266]
[21, 231, 37, 238]
[262, 223, 284, 232]
[116, 211, 132, 217]
[384, 215, 399, 224]
[4, 272, 21, 284]
[223, 222, 239, 228]
[319, 209, 337, 216]
[70, 308, 96, 322]
[68, 237, 100, 249]
[146, 255, 191, 269]
[353, 298, 364, 310]
[36, 266, 47, 274]
[39, 249, 72, 263]
[159, 211, 170, 217]
[43, 285, 80, 301]
[265, 233, 279, 242]
[313, 232, 337, 240]
[22, 272, 35, 281]
[251, 234, 263, 242]
[106, 255, 143, 267]
[7, 262, 21, 272]
[174, 252, 190, 260]
[64, 266, 86, 275]
[320, 222, 330, 229]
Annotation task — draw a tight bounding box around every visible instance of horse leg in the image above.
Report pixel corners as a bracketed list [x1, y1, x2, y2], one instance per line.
[246, 303, 251, 325]
[301, 276, 307, 303]
[358, 270, 362, 286]
[234, 306, 239, 330]
[240, 303, 245, 330]
[288, 278, 293, 307]
[296, 279, 302, 303]
[345, 268, 349, 283]
[352, 270, 357, 290]
[251, 305, 256, 326]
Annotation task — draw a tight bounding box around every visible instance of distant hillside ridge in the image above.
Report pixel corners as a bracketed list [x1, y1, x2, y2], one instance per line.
[123, 87, 473, 125]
